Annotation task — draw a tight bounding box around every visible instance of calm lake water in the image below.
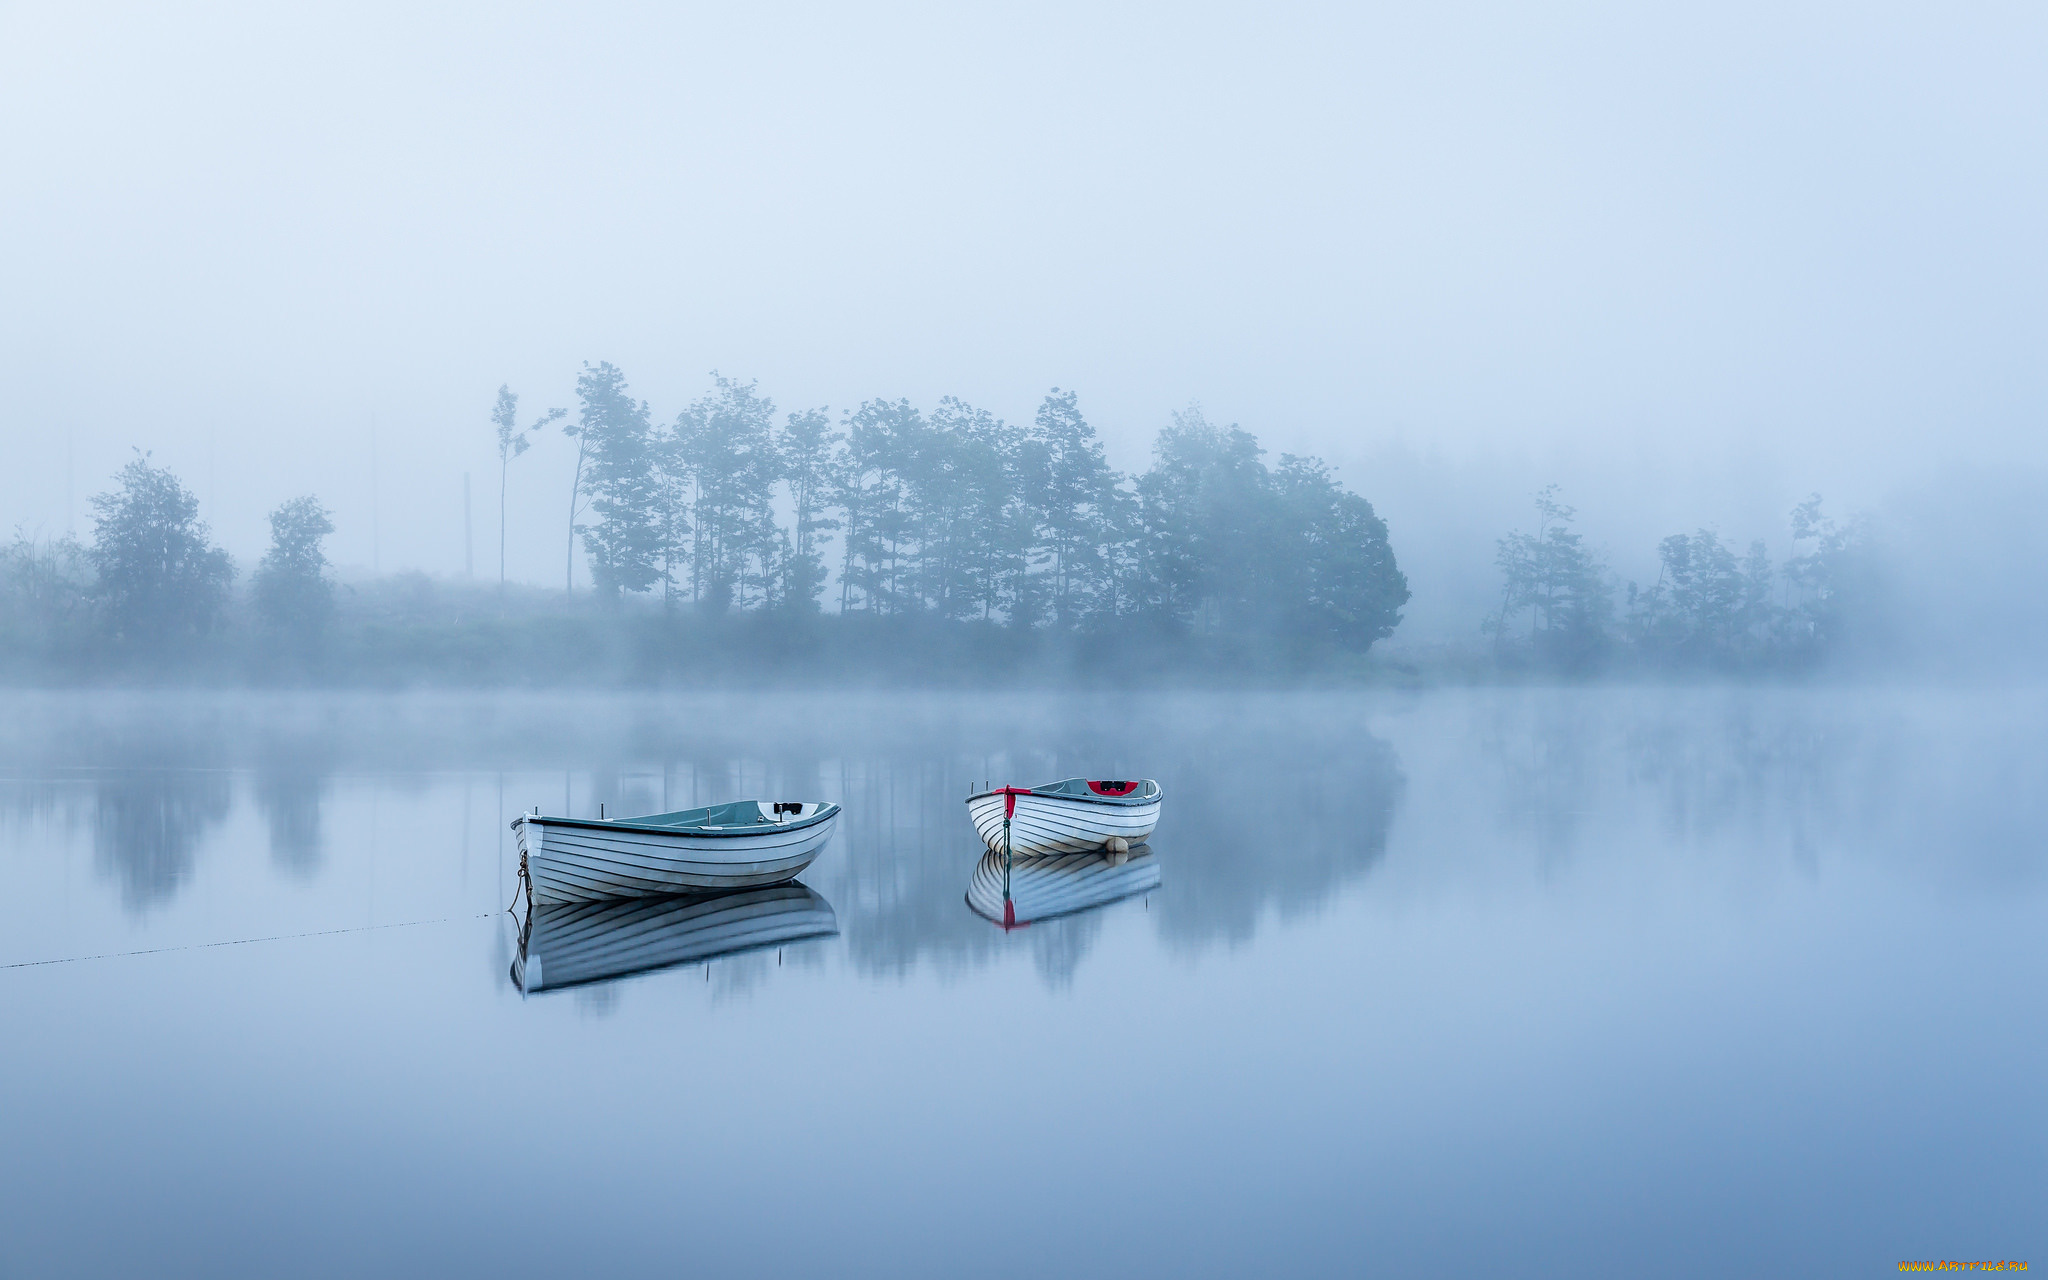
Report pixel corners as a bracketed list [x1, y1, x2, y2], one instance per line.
[0, 687, 2040, 1278]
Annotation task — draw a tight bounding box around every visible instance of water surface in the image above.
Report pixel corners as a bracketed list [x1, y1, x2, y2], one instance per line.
[1, 688, 2040, 1277]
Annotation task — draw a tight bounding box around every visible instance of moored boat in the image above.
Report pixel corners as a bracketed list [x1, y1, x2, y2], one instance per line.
[966, 845, 1161, 929]
[513, 800, 839, 904]
[512, 884, 838, 993]
[965, 779, 1160, 858]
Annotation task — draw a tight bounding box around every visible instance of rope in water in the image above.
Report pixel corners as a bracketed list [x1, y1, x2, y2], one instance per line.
[1, 913, 496, 971]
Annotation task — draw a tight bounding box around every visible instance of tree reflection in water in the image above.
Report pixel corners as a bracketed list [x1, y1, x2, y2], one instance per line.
[92, 770, 231, 912]
[1152, 726, 1402, 955]
[255, 770, 325, 879]
[815, 698, 1407, 986]
[21, 693, 1407, 968]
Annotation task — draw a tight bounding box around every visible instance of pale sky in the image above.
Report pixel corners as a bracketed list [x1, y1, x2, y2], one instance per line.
[3, 0, 2043, 610]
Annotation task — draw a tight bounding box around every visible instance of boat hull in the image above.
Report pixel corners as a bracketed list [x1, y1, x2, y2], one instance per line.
[517, 810, 839, 904]
[966, 846, 1161, 926]
[513, 884, 837, 992]
[966, 791, 1159, 857]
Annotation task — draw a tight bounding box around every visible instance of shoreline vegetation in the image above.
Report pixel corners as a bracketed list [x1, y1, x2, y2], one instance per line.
[3, 368, 1895, 688]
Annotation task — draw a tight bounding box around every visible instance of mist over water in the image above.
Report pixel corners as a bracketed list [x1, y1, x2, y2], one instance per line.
[1, 688, 2040, 1276]
[5, 1, 2046, 1273]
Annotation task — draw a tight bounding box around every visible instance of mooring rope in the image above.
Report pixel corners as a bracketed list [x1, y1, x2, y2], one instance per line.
[506, 856, 531, 915]
[1, 913, 496, 971]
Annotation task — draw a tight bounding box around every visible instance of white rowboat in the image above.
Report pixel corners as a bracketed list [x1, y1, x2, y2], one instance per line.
[513, 800, 839, 904]
[966, 845, 1161, 929]
[966, 779, 1161, 858]
[512, 884, 838, 993]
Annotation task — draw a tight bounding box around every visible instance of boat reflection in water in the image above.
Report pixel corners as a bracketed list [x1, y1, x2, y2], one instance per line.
[966, 845, 1161, 930]
[511, 884, 838, 994]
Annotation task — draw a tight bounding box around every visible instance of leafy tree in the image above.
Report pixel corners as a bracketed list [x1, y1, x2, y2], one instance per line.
[836, 399, 919, 614]
[253, 496, 335, 636]
[88, 452, 234, 643]
[1021, 389, 1122, 628]
[1132, 408, 1275, 634]
[1627, 528, 1772, 666]
[1094, 481, 1144, 623]
[1488, 485, 1610, 669]
[573, 362, 665, 599]
[1274, 455, 1408, 651]
[896, 400, 968, 616]
[491, 385, 565, 587]
[961, 403, 1037, 623]
[1127, 407, 1407, 654]
[903, 398, 1025, 620]
[775, 407, 843, 612]
[1782, 494, 1881, 661]
[649, 417, 693, 612]
[0, 530, 92, 655]
[1604, 497, 1886, 670]
[675, 374, 783, 612]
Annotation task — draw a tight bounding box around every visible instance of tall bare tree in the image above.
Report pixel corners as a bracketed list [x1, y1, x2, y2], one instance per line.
[491, 385, 564, 587]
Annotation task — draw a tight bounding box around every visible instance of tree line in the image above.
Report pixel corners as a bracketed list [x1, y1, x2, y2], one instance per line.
[0, 374, 1413, 674]
[0, 368, 1901, 682]
[0, 450, 337, 655]
[1486, 485, 1886, 672]
[501, 365, 1410, 651]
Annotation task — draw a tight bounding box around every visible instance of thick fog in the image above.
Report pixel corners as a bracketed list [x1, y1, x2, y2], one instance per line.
[8, 10, 2048, 1267]
[4, 0, 2045, 662]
